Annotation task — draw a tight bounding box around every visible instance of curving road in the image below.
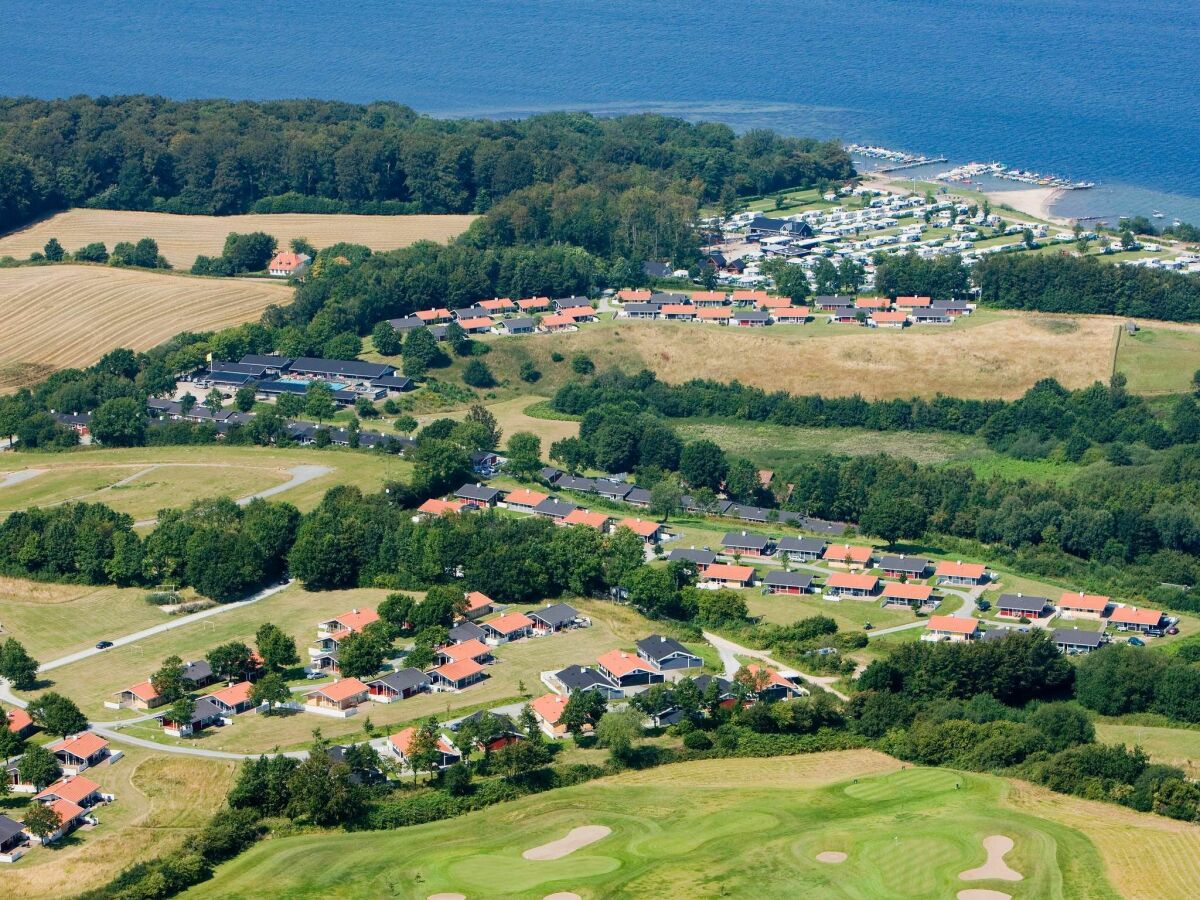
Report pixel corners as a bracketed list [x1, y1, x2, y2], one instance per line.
[702, 629, 850, 702]
[134, 464, 331, 526]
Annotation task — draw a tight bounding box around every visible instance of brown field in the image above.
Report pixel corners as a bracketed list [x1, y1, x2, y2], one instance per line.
[0, 208, 477, 269]
[436, 310, 1120, 401]
[0, 265, 291, 390]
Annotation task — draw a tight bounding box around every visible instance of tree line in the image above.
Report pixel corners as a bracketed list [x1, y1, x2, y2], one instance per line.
[0, 96, 852, 233]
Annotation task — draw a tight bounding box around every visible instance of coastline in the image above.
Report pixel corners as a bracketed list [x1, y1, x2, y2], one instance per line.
[985, 187, 1069, 225]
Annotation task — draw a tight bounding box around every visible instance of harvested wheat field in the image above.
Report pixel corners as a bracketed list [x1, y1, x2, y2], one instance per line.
[0, 208, 477, 268]
[0, 265, 290, 390]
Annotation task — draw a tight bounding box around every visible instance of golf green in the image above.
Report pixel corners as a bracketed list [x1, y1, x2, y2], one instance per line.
[186, 752, 1119, 899]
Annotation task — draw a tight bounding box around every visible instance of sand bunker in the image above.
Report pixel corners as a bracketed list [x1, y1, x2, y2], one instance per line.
[957, 892, 1011, 900]
[544, 894, 582, 900]
[523, 825, 612, 861]
[427, 894, 466, 900]
[960, 835, 1022, 882]
[816, 851, 847, 864]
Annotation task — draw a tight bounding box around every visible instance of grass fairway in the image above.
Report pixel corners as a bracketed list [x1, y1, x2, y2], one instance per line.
[1115, 322, 1200, 395]
[1, 444, 411, 515]
[5, 746, 236, 900]
[0, 208, 476, 269]
[408, 310, 1118, 403]
[187, 752, 1131, 899]
[0, 264, 291, 390]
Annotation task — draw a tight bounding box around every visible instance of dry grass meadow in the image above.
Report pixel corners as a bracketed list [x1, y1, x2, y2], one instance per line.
[0, 209, 477, 268]
[0, 265, 291, 390]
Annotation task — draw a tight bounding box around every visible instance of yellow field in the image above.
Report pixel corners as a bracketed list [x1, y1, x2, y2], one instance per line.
[0, 265, 290, 390]
[0, 208, 477, 268]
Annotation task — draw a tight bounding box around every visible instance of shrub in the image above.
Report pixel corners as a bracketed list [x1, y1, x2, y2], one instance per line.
[462, 360, 496, 388]
[682, 730, 713, 750]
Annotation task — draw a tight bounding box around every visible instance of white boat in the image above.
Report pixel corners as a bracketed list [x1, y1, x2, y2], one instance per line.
[1153, 211, 1165, 218]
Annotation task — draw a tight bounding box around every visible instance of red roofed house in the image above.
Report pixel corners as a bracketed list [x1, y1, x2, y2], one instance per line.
[416, 307, 452, 323]
[540, 313, 576, 332]
[504, 487, 548, 513]
[700, 563, 756, 588]
[463, 591, 495, 620]
[617, 288, 652, 303]
[922, 615, 981, 642]
[881, 582, 935, 608]
[389, 727, 460, 771]
[615, 517, 666, 543]
[417, 497, 472, 518]
[208, 681, 256, 716]
[435, 639, 493, 666]
[304, 678, 370, 716]
[732, 289, 770, 304]
[691, 290, 728, 307]
[895, 295, 933, 308]
[564, 306, 597, 322]
[6, 707, 33, 738]
[562, 508, 612, 530]
[267, 251, 310, 277]
[479, 297, 516, 313]
[660, 303, 696, 321]
[696, 306, 732, 324]
[741, 664, 806, 702]
[855, 297, 891, 309]
[49, 733, 110, 774]
[824, 572, 880, 598]
[318, 608, 380, 637]
[35, 775, 104, 809]
[822, 544, 874, 569]
[429, 658, 486, 690]
[773, 306, 810, 325]
[757, 295, 794, 310]
[1109, 605, 1167, 634]
[457, 316, 496, 334]
[935, 560, 988, 586]
[112, 680, 165, 710]
[1058, 592, 1111, 619]
[870, 310, 908, 328]
[530, 692, 573, 738]
[597, 649, 664, 689]
[36, 798, 91, 844]
[481, 612, 535, 644]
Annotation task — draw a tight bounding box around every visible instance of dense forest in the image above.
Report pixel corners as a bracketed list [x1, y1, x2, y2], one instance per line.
[0, 96, 852, 235]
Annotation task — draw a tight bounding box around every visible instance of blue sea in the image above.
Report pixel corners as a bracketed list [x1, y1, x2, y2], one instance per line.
[2, 0, 1198, 224]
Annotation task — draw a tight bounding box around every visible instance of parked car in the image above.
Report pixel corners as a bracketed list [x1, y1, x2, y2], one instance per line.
[96, 640, 113, 650]
[1127, 636, 1146, 647]
[1167, 626, 1180, 635]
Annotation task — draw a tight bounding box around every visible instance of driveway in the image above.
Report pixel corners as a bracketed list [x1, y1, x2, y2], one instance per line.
[702, 630, 849, 701]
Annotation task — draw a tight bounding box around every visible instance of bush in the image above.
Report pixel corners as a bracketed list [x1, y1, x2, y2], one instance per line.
[571, 353, 595, 375]
[519, 361, 541, 383]
[682, 730, 713, 750]
[462, 360, 496, 388]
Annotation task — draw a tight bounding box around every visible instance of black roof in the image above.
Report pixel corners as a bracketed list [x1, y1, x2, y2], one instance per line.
[288, 357, 394, 379]
[693, 674, 733, 696]
[555, 295, 593, 309]
[0, 814, 24, 843]
[503, 317, 536, 331]
[595, 480, 632, 499]
[372, 375, 413, 390]
[535, 497, 576, 518]
[668, 548, 717, 566]
[539, 466, 565, 484]
[455, 483, 501, 503]
[642, 261, 672, 278]
[733, 505, 770, 523]
[636, 634, 696, 662]
[208, 371, 257, 386]
[625, 487, 653, 505]
[796, 516, 848, 536]
[732, 309, 771, 323]
[448, 621, 487, 643]
[554, 665, 617, 692]
[649, 292, 691, 305]
[980, 629, 1013, 643]
[210, 360, 269, 377]
[748, 216, 814, 237]
[878, 555, 930, 574]
[997, 594, 1050, 613]
[557, 475, 597, 493]
[624, 303, 660, 315]
[386, 316, 425, 331]
[777, 536, 827, 554]
[369, 668, 430, 692]
[182, 660, 213, 682]
[429, 325, 449, 340]
[240, 354, 293, 368]
[814, 294, 855, 307]
[453, 305, 489, 318]
[526, 603, 579, 628]
[764, 570, 814, 589]
[455, 709, 520, 734]
[722, 531, 771, 551]
[1052, 628, 1104, 648]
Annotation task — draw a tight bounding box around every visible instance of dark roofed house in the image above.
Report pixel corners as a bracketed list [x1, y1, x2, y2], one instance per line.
[557, 475, 598, 494]
[367, 669, 430, 702]
[452, 710, 524, 752]
[554, 295, 593, 310]
[288, 357, 395, 381]
[642, 261, 672, 278]
[878, 555, 931, 579]
[534, 497, 576, 520]
[385, 316, 425, 333]
[182, 660, 214, 687]
[452, 305, 490, 320]
[813, 295, 855, 310]
[722, 531, 774, 557]
[239, 354, 293, 373]
[372, 375, 414, 393]
[667, 547, 717, 569]
[996, 593, 1051, 619]
[526, 603, 580, 633]
[1052, 628, 1105, 654]
[500, 317, 536, 335]
[625, 486, 653, 507]
[454, 483, 501, 506]
[733, 505, 770, 524]
[448, 620, 487, 643]
[777, 536, 827, 560]
[623, 302, 660, 320]
[764, 570, 814, 595]
[539, 466, 565, 485]
[636, 635, 702, 671]
[0, 813, 27, 861]
[746, 217, 815, 239]
[595, 480, 632, 502]
[552, 665, 622, 699]
[732, 309, 771, 327]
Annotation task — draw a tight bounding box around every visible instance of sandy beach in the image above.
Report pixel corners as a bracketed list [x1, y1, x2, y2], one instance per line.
[985, 187, 1069, 225]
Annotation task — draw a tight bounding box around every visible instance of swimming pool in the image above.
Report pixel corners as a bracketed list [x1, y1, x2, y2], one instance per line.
[273, 378, 348, 391]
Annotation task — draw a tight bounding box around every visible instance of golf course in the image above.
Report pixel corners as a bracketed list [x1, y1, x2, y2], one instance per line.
[185, 751, 1148, 899]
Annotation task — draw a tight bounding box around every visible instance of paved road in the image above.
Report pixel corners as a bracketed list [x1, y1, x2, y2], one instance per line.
[91, 723, 309, 761]
[134, 464, 331, 526]
[0, 468, 47, 489]
[866, 583, 987, 637]
[702, 630, 850, 701]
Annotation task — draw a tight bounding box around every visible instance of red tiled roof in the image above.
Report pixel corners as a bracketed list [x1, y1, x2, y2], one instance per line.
[757, 296, 794, 309]
[925, 615, 979, 635]
[1059, 592, 1110, 612]
[541, 314, 575, 328]
[518, 296, 550, 310]
[416, 308, 450, 321]
[822, 544, 873, 564]
[896, 295, 932, 307]
[479, 298, 516, 311]
[432, 658, 485, 683]
[563, 306, 595, 319]
[871, 311, 908, 323]
[691, 291, 727, 303]
[660, 304, 695, 315]
[617, 289, 652, 302]
[598, 649, 658, 678]
[268, 251, 306, 271]
[35, 775, 101, 804]
[120, 680, 160, 703]
[47, 798, 86, 826]
[855, 297, 890, 308]
[732, 289, 770, 302]
[563, 508, 610, 529]
[703, 563, 754, 583]
[49, 732, 108, 759]
[419, 498, 469, 516]
[308, 678, 369, 703]
[464, 591, 494, 612]
[774, 306, 810, 318]
[881, 582, 933, 601]
[531, 692, 569, 725]
[324, 608, 380, 633]
[617, 517, 661, 538]
[745, 663, 795, 691]
[1109, 606, 1163, 627]
[935, 560, 986, 579]
[826, 572, 879, 591]
[486, 612, 534, 635]
[6, 707, 32, 732]
[210, 681, 254, 707]
[506, 488, 548, 507]
[697, 307, 732, 319]
[443, 639, 490, 662]
[457, 316, 495, 330]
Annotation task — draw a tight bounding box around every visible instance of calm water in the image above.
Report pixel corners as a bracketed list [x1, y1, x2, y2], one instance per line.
[3, 0, 1198, 223]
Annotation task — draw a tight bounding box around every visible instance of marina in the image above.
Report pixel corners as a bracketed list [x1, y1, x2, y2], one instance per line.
[934, 161, 1095, 191]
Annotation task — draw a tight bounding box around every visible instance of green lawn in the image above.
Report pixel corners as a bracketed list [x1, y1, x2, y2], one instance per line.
[1095, 720, 1200, 779]
[186, 752, 1122, 899]
[1115, 325, 1200, 395]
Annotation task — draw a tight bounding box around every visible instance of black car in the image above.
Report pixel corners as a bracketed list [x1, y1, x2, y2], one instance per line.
[96, 640, 113, 650]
